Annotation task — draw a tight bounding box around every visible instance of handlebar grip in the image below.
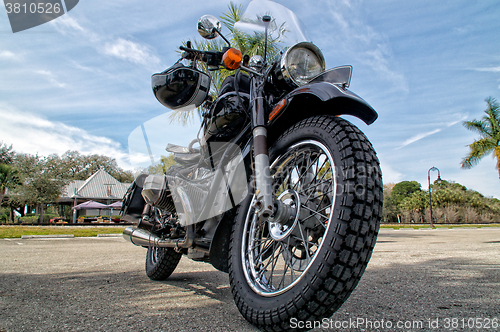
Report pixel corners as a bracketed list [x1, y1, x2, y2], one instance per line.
[178, 45, 224, 66]
[179, 45, 199, 53]
[179, 45, 199, 60]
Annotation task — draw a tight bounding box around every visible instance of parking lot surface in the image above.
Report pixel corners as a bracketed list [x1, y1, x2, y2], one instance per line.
[0, 228, 499, 331]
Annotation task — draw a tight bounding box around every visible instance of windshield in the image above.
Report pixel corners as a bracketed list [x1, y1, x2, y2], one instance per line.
[234, 0, 309, 48]
[126, 0, 308, 173]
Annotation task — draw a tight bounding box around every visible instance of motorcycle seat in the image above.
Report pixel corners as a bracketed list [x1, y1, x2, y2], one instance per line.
[166, 143, 200, 154]
[172, 153, 201, 165]
[166, 140, 201, 166]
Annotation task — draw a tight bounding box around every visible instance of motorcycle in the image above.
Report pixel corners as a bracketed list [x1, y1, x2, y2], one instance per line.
[121, 0, 383, 330]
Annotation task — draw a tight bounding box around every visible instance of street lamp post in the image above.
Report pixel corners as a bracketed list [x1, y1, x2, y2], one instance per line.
[428, 167, 442, 228]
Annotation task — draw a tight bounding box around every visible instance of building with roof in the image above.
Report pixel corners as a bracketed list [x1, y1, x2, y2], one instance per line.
[58, 168, 131, 222]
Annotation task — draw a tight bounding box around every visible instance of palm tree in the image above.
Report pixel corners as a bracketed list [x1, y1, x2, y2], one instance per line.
[0, 163, 18, 204]
[461, 97, 500, 178]
[0, 142, 14, 164]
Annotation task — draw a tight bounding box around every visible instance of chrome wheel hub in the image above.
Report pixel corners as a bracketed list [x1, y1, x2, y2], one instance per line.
[268, 190, 300, 241]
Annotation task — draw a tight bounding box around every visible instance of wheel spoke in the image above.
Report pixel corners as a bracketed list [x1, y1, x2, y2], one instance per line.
[279, 243, 291, 289]
[304, 163, 331, 202]
[298, 179, 332, 196]
[296, 221, 311, 262]
[268, 241, 283, 287]
[258, 241, 279, 277]
[300, 203, 330, 221]
[306, 189, 334, 203]
[254, 238, 274, 264]
[285, 236, 298, 282]
[292, 151, 320, 189]
[291, 234, 319, 248]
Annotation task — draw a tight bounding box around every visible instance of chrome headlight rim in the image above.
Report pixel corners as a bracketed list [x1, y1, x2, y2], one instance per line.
[277, 42, 325, 88]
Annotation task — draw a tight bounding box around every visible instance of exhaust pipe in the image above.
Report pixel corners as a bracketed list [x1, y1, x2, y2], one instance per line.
[123, 225, 194, 249]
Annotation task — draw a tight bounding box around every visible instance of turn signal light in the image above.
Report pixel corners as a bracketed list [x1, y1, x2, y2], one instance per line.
[223, 48, 243, 70]
[269, 98, 287, 121]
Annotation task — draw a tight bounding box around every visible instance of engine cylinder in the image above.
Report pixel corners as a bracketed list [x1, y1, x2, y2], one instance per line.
[141, 175, 176, 212]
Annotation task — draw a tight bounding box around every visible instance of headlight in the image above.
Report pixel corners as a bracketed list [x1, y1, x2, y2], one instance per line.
[276, 42, 325, 87]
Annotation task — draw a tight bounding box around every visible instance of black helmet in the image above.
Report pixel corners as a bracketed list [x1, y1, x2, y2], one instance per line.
[152, 63, 211, 110]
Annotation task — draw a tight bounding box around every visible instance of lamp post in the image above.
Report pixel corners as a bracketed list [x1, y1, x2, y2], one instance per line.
[428, 167, 442, 228]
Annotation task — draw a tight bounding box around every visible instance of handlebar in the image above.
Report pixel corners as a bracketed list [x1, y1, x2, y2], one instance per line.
[179, 45, 200, 54]
[180, 45, 226, 67]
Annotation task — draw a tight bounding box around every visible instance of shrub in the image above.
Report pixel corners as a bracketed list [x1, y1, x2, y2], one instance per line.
[19, 213, 58, 224]
[442, 205, 460, 224]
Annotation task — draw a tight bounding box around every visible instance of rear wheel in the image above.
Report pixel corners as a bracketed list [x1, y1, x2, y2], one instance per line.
[228, 115, 382, 330]
[145, 246, 182, 280]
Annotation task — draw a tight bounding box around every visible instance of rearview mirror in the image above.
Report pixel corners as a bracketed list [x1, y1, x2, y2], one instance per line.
[197, 15, 221, 40]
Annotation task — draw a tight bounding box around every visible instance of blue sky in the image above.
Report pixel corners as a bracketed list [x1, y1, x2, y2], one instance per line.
[1, 0, 499, 198]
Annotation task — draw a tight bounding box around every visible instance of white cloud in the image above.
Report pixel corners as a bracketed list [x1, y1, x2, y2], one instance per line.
[362, 47, 408, 92]
[51, 15, 86, 33]
[445, 114, 468, 128]
[50, 15, 100, 43]
[0, 50, 16, 59]
[103, 38, 161, 69]
[396, 114, 468, 150]
[50, 16, 162, 70]
[321, 0, 408, 93]
[35, 70, 67, 88]
[379, 161, 404, 184]
[0, 103, 134, 170]
[473, 66, 500, 73]
[397, 129, 442, 150]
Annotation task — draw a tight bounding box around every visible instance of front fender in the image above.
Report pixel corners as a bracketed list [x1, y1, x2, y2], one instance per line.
[268, 82, 378, 130]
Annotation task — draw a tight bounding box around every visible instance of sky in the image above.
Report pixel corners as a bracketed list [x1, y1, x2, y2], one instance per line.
[0, 0, 499, 198]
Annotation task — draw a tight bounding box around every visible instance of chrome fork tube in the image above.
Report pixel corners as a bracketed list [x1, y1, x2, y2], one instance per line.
[250, 76, 273, 219]
[253, 126, 273, 219]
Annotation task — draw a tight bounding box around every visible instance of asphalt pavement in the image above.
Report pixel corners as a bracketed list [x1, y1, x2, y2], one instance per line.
[0, 228, 499, 331]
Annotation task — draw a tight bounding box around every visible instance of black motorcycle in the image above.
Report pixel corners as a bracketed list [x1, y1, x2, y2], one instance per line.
[121, 1, 382, 330]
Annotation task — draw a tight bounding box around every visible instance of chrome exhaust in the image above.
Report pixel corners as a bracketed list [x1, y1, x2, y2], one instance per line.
[123, 225, 194, 249]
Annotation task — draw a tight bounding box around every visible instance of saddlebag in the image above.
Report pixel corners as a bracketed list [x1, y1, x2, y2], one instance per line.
[120, 174, 147, 224]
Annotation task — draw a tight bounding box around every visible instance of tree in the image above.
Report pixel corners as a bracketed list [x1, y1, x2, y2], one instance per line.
[461, 97, 500, 178]
[382, 183, 398, 222]
[391, 181, 422, 206]
[0, 142, 17, 208]
[3, 149, 133, 222]
[59, 151, 134, 183]
[432, 180, 466, 207]
[399, 190, 427, 212]
[11, 154, 67, 223]
[0, 142, 14, 165]
[148, 154, 177, 175]
[382, 179, 500, 224]
[0, 164, 18, 204]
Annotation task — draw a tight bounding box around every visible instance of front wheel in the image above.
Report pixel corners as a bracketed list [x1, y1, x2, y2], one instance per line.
[229, 115, 383, 330]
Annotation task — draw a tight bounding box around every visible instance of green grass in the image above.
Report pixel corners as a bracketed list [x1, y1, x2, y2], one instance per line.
[0, 226, 126, 239]
[381, 224, 500, 230]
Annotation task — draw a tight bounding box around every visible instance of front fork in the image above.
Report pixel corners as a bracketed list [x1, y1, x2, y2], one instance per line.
[250, 75, 274, 219]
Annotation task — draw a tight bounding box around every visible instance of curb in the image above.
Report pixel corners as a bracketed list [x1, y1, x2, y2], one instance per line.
[96, 234, 122, 237]
[381, 227, 499, 231]
[381, 228, 415, 231]
[21, 234, 75, 239]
